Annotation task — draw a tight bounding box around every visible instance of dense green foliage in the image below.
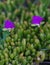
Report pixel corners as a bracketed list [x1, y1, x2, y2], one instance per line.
[0, 0, 50, 65]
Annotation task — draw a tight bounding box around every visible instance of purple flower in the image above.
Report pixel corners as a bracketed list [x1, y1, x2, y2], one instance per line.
[3, 19, 15, 31]
[4, 19, 15, 29]
[31, 16, 44, 26]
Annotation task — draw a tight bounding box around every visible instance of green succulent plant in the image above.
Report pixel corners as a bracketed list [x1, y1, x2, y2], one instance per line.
[0, 0, 50, 65]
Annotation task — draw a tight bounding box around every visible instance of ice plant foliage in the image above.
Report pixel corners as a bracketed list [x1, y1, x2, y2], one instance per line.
[3, 19, 15, 31]
[0, 0, 50, 65]
[31, 16, 44, 26]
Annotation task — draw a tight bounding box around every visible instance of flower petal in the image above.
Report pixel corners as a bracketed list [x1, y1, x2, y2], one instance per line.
[4, 19, 15, 29]
[31, 16, 44, 26]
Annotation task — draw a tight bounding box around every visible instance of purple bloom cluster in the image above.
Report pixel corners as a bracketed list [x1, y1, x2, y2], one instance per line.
[31, 16, 44, 26]
[3, 16, 44, 30]
[4, 19, 15, 29]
